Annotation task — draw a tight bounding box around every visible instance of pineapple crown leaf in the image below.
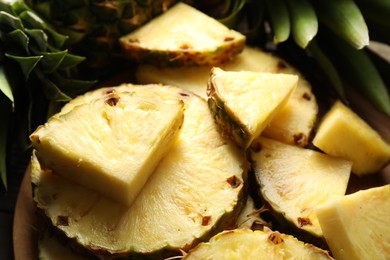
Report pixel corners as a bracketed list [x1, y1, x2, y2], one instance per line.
[0, 66, 14, 109]
[5, 52, 42, 79]
[1, 1, 95, 100]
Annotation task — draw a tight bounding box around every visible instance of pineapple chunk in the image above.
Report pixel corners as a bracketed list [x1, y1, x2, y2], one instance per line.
[30, 85, 184, 206]
[315, 184, 390, 260]
[250, 137, 352, 237]
[184, 228, 333, 259]
[136, 46, 318, 146]
[119, 2, 245, 66]
[31, 85, 247, 257]
[207, 67, 297, 148]
[313, 100, 390, 175]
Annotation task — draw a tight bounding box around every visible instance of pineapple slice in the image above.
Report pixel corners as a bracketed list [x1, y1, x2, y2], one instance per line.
[184, 228, 333, 259]
[207, 67, 297, 149]
[119, 2, 245, 66]
[313, 100, 390, 175]
[315, 184, 390, 260]
[250, 137, 352, 237]
[31, 85, 247, 257]
[136, 46, 318, 146]
[30, 85, 185, 206]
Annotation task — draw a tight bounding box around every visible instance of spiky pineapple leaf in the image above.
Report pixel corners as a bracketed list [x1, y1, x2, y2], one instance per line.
[7, 29, 30, 54]
[0, 66, 14, 108]
[25, 28, 48, 51]
[0, 10, 24, 30]
[0, 92, 11, 190]
[38, 50, 68, 73]
[51, 73, 96, 97]
[5, 53, 42, 79]
[57, 52, 85, 70]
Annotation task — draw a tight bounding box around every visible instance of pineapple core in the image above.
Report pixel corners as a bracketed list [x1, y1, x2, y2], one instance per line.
[30, 88, 184, 206]
[313, 100, 390, 175]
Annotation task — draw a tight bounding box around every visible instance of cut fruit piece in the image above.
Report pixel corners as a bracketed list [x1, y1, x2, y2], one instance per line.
[31, 85, 247, 257]
[119, 2, 245, 66]
[250, 137, 352, 237]
[136, 46, 318, 146]
[184, 228, 333, 259]
[313, 100, 390, 175]
[207, 67, 297, 149]
[315, 184, 390, 260]
[30, 85, 184, 206]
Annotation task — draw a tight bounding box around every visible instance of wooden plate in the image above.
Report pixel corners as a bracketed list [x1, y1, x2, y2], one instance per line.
[13, 78, 390, 260]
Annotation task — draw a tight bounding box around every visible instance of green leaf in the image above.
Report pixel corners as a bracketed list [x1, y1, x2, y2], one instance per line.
[58, 52, 86, 70]
[0, 66, 14, 109]
[5, 53, 42, 79]
[7, 28, 29, 54]
[0, 93, 12, 190]
[35, 70, 72, 101]
[52, 72, 96, 97]
[25, 28, 48, 51]
[19, 10, 45, 30]
[0, 10, 23, 31]
[38, 50, 68, 73]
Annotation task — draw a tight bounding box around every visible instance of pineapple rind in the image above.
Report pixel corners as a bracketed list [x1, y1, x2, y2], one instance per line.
[120, 3, 246, 66]
[30, 85, 185, 206]
[207, 67, 297, 149]
[315, 184, 390, 260]
[250, 137, 352, 237]
[313, 100, 390, 175]
[184, 228, 333, 259]
[32, 84, 247, 257]
[136, 46, 318, 146]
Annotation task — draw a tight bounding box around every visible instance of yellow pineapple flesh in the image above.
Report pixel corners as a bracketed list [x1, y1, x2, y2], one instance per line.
[315, 184, 390, 260]
[250, 137, 352, 237]
[313, 100, 390, 175]
[120, 2, 245, 66]
[207, 67, 298, 148]
[184, 228, 333, 260]
[136, 46, 318, 146]
[30, 85, 184, 206]
[31, 85, 247, 257]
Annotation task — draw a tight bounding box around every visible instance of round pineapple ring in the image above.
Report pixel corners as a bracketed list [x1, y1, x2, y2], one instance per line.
[30, 84, 247, 258]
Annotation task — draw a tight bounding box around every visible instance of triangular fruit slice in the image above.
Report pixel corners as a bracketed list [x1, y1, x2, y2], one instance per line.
[30, 85, 185, 206]
[119, 2, 245, 66]
[31, 85, 247, 257]
[207, 67, 298, 149]
[315, 184, 390, 260]
[136, 46, 319, 147]
[313, 100, 390, 175]
[184, 228, 333, 259]
[250, 137, 352, 237]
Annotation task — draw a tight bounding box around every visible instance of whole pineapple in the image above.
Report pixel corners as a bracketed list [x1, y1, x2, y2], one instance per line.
[25, 0, 177, 66]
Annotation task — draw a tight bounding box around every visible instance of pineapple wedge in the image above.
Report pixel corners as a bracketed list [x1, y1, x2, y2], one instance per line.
[30, 85, 184, 206]
[250, 137, 352, 237]
[207, 67, 298, 149]
[315, 184, 390, 260]
[31, 85, 247, 257]
[119, 2, 245, 66]
[313, 100, 390, 175]
[184, 228, 333, 259]
[136, 46, 318, 146]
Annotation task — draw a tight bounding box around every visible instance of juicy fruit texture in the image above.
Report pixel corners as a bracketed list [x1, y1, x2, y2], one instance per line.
[184, 228, 333, 260]
[207, 67, 297, 149]
[25, 0, 177, 65]
[31, 85, 247, 256]
[30, 85, 185, 206]
[120, 3, 245, 66]
[313, 100, 390, 175]
[136, 46, 318, 146]
[315, 184, 390, 260]
[250, 137, 352, 237]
